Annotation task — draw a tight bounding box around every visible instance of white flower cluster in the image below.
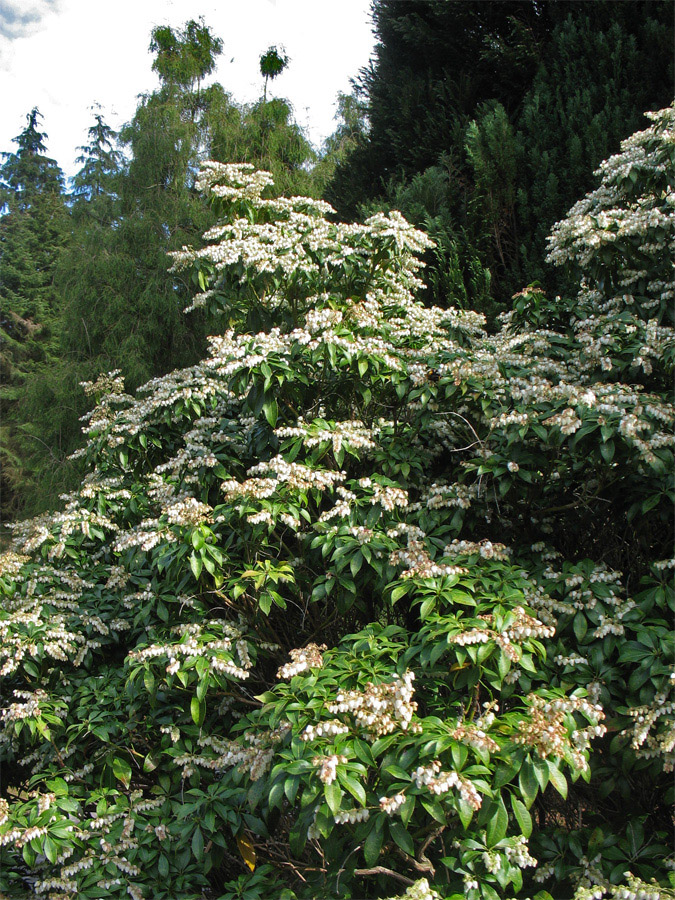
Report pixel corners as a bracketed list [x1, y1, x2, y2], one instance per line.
[413, 760, 482, 809]
[572, 871, 671, 900]
[379, 792, 406, 815]
[129, 619, 252, 681]
[504, 834, 537, 868]
[176, 724, 291, 781]
[381, 879, 441, 900]
[543, 407, 582, 436]
[414, 481, 479, 511]
[163, 497, 213, 526]
[277, 642, 327, 679]
[390, 538, 468, 580]
[505, 607, 556, 642]
[444, 539, 511, 560]
[312, 753, 347, 785]
[452, 722, 499, 755]
[327, 671, 418, 738]
[225, 457, 346, 502]
[515, 694, 606, 770]
[625, 678, 675, 772]
[301, 719, 349, 742]
[333, 807, 370, 824]
[276, 417, 380, 457]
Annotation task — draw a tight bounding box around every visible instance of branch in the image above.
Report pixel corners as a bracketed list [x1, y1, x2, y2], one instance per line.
[393, 825, 445, 877]
[354, 867, 415, 886]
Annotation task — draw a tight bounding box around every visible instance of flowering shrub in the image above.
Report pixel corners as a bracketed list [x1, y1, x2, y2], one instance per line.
[0, 109, 673, 900]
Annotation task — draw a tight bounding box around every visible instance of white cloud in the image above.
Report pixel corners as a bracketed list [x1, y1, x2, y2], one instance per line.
[0, 0, 374, 178]
[0, 0, 62, 39]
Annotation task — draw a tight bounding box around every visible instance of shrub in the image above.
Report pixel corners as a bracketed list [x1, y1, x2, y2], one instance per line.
[0, 109, 673, 900]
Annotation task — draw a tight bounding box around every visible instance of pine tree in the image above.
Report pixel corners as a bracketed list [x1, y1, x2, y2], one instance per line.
[0, 108, 68, 519]
[326, 0, 673, 309]
[326, 0, 548, 219]
[515, 0, 674, 290]
[10, 112, 127, 518]
[70, 110, 123, 218]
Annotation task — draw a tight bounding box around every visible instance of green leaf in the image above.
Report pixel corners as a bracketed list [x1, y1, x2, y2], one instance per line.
[268, 780, 285, 810]
[112, 756, 132, 789]
[363, 823, 384, 867]
[420, 796, 446, 824]
[533, 757, 549, 791]
[486, 798, 508, 846]
[143, 670, 155, 694]
[383, 764, 409, 780]
[191, 696, 205, 727]
[390, 584, 408, 604]
[43, 835, 58, 864]
[400, 794, 416, 826]
[158, 854, 170, 878]
[573, 613, 587, 642]
[324, 781, 342, 815]
[192, 826, 204, 861]
[340, 773, 367, 807]
[353, 739, 376, 768]
[350, 553, 363, 577]
[518, 761, 538, 808]
[419, 598, 435, 620]
[510, 795, 532, 838]
[190, 552, 203, 580]
[389, 821, 415, 856]
[546, 761, 567, 798]
[264, 398, 278, 427]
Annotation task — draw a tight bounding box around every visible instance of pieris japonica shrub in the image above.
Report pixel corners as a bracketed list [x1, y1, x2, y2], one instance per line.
[0, 108, 673, 900]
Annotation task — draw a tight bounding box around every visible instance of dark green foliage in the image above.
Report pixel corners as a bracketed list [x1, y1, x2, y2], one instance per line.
[149, 18, 223, 91]
[328, 0, 674, 311]
[0, 109, 69, 520]
[70, 110, 123, 218]
[360, 163, 493, 315]
[209, 95, 317, 197]
[326, 0, 548, 219]
[516, 1, 674, 290]
[259, 45, 289, 101]
[9, 22, 320, 519]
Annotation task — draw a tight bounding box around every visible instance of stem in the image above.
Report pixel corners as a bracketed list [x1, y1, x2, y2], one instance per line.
[354, 866, 415, 886]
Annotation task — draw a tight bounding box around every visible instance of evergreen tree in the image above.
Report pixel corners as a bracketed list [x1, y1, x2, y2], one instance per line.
[327, 0, 673, 310]
[70, 109, 123, 218]
[516, 0, 674, 289]
[12, 112, 126, 518]
[0, 109, 68, 519]
[11, 21, 321, 516]
[326, 0, 548, 219]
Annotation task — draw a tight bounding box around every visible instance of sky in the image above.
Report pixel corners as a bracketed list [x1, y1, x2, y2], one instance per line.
[0, 0, 376, 180]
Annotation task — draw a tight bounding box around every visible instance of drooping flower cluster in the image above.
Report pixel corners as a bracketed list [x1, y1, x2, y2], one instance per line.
[327, 671, 418, 738]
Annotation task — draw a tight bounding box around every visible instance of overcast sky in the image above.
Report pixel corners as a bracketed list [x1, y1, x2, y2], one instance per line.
[0, 0, 376, 180]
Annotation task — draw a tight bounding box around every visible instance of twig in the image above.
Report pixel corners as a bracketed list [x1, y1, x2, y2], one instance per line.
[394, 846, 434, 875]
[354, 867, 415, 886]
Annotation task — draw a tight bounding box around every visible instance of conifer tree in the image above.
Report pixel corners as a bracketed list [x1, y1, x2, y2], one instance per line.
[0, 109, 68, 519]
[70, 110, 123, 218]
[327, 0, 673, 309]
[515, 1, 673, 290]
[12, 112, 126, 517]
